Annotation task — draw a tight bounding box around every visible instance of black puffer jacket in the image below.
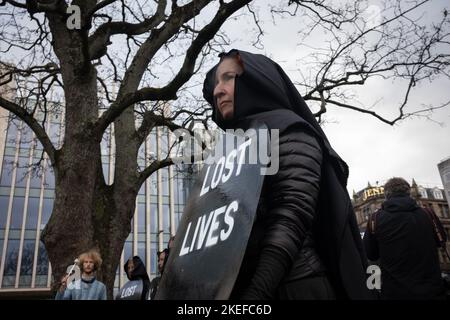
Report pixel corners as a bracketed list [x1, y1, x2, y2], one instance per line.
[230, 125, 326, 299]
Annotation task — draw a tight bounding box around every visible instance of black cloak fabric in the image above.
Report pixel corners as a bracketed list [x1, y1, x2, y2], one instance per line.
[124, 256, 151, 300]
[203, 49, 372, 299]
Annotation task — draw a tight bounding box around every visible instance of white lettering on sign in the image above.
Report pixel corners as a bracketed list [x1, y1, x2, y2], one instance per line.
[179, 201, 239, 257]
[121, 285, 138, 298]
[220, 200, 237, 241]
[199, 139, 252, 197]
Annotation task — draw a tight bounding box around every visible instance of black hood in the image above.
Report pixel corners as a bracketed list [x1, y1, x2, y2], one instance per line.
[124, 256, 150, 281]
[203, 49, 295, 129]
[382, 196, 419, 212]
[203, 49, 349, 185]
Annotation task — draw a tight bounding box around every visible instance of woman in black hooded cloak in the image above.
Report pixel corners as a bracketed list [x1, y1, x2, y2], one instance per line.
[203, 49, 372, 300]
[123, 256, 151, 300]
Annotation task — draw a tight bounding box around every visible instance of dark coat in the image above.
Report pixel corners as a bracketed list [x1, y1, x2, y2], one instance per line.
[124, 256, 151, 300]
[149, 276, 161, 300]
[363, 196, 445, 299]
[203, 49, 372, 299]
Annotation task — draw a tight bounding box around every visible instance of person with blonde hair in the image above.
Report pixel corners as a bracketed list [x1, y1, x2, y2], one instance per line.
[55, 249, 107, 300]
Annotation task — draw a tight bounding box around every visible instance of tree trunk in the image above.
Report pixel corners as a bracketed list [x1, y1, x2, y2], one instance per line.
[41, 5, 143, 299]
[40, 81, 140, 299]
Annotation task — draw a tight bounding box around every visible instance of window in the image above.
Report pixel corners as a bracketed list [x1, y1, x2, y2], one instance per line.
[6, 120, 19, 147]
[34, 139, 43, 151]
[0, 195, 9, 229]
[29, 169, 42, 189]
[138, 143, 146, 171]
[15, 156, 30, 188]
[10, 196, 25, 229]
[159, 130, 169, 159]
[101, 128, 110, 158]
[150, 132, 157, 157]
[19, 125, 33, 147]
[161, 169, 169, 196]
[418, 187, 428, 199]
[48, 121, 61, 148]
[41, 198, 53, 228]
[163, 204, 170, 232]
[150, 242, 157, 275]
[173, 177, 185, 206]
[433, 189, 444, 200]
[123, 241, 132, 262]
[2, 239, 19, 287]
[137, 242, 146, 266]
[138, 202, 146, 233]
[35, 241, 49, 287]
[150, 204, 158, 233]
[0, 156, 15, 186]
[129, 217, 134, 238]
[26, 197, 39, 229]
[174, 211, 182, 231]
[102, 163, 109, 183]
[150, 174, 157, 196]
[19, 240, 35, 287]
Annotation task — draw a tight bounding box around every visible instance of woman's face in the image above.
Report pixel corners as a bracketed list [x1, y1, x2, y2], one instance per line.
[158, 252, 166, 273]
[127, 259, 134, 276]
[213, 57, 243, 120]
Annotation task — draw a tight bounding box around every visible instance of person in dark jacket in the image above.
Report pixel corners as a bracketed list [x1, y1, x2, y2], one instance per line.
[149, 248, 169, 300]
[203, 49, 371, 300]
[363, 177, 446, 300]
[122, 256, 151, 300]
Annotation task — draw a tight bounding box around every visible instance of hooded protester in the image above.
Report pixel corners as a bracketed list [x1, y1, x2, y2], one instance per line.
[363, 177, 446, 300]
[120, 256, 151, 300]
[203, 49, 372, 300]
[149, 248, 169, 300]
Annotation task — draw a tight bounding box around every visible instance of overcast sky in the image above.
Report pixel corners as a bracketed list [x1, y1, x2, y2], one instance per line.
[211, 0, 450, 195]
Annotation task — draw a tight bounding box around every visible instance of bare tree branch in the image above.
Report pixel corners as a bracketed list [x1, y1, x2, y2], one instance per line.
[246, 4, 264, 48]
[0, 96, 56, 163]
[88, 0, 167, 60]
[86, 0, 118, 20]
[137, 156, 174, 188]
[0, 0, 26, 9]
[0, 63, 60, 86]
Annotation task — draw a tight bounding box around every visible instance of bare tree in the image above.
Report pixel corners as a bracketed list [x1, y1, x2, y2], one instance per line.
[271, 0, 450, 124]
[0, 0, 448, 298]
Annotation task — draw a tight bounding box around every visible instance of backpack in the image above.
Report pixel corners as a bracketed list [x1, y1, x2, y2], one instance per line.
[367, 209, 381, 236]
[422, 206, 448, 248]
